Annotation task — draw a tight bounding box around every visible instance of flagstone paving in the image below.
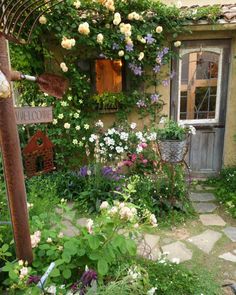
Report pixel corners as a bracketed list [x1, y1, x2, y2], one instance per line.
[219, 252, 236, 263]
[192, 202, 218, 213]
[200, 214, 226, 226]
[161, 241, 193, 263]
[187, 229, 222, 254]
[224, 227, 236, 242]
[190, 192, 216, 202]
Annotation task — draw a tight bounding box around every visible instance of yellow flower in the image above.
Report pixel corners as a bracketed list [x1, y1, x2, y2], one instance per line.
[78, 22, 90, 35]
[156, 26, 163, 34]
[39, 15, 47, 25]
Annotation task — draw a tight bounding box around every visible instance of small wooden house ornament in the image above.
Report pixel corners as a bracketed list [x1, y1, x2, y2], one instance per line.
[23, 130, 55, 177]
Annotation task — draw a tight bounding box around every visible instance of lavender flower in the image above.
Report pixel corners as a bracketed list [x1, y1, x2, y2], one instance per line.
[150, 94, 160, 103]
[112, 43, 119, 50]
[145, 34, 155, 44]
[163, 47, 169, 54]
[136, 100, 147, 108]
[125, 44, 134, 52]
[153, 65, 161, 73]
[128, 63, 143, 76]
[162, 79, 169, 87]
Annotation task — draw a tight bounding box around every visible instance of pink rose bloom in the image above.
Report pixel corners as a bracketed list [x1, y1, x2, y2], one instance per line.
[123, 160, 133, 167]
[140, 142, 148, 148]
[142, 159, 148, 164]
[131, 154, 137, 162]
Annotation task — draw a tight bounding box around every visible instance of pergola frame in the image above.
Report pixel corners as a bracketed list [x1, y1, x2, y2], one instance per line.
[0, 0, 64, 263]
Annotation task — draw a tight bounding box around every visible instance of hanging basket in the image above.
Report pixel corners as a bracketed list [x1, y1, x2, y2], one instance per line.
[158, 139, 188, 163]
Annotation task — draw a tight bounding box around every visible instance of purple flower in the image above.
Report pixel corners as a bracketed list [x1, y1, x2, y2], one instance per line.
[80, 166, 88, 177]
[112, 43, 119, 50]
[150, 94, 160, 103]
[80, 269, 97, 287]
[153, 65, 161, 73]
[136, 100, 147, 108]
[145, 34, 155, 44]
[125, 44, 134, 52]
[163, 47, 169, 54]
[162, 79, 169, 87]
[27, 275, 41, 285]
[128, 63, 143, 76]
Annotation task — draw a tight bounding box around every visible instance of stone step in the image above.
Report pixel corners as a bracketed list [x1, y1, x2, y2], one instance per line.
[190, 192, 216, 202]
[200, 214, 226, 226]
[192, 202, 217, 213]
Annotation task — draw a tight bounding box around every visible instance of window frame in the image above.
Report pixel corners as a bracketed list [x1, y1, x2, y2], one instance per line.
[177, 47, 223, 125]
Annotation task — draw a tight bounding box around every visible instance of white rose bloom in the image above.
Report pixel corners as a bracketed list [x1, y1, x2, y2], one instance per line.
[118, 50, 124, 57]
[39, 15, 47, 24]
[95, 120, 104, 128]
[100, 201, 109, 210]
[135, 131, 143, 141]
[64, 123, 71, 129]
[119, 207, 133, 220]
[61, 37, 76, 50]
[130, 122, 137, 129]
[30, 231, 41, 248]
[113, 12, 121, 25]
[156, 26, 163, 33]
[18, 260, 24, 266]
[150, 214, 158, 227]
[97, 33, 104, 44]
[109, 206, 118, 215]
[60, 62, 68, 72]
[78, 22, 90, 35]
[89, 134, 98, 143]
[174, 40, 182, 47]
[20, 266, 28, 277]
[138, 52, 144, 61]
[73, 0, 81, 8]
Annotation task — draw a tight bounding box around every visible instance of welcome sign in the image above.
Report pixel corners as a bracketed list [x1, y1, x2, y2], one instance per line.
[15, 106, 53, 125]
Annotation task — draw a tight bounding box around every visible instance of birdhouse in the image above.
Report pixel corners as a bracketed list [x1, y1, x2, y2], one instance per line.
[23, 130, 55, 177]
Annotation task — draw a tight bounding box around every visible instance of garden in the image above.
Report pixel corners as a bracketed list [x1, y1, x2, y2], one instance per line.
[0, 0, 235, 294]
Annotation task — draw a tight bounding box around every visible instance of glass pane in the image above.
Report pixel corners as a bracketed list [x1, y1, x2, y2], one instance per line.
[180, 50, 220, 121]
[96, 59, 123, 94]
[196, 52, 219, 80]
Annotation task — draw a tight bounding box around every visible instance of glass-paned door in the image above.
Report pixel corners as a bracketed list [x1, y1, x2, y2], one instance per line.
[171, 40, 230, 176]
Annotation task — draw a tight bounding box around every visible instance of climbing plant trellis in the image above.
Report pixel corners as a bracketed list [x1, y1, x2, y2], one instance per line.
[0, 0, 64, 263]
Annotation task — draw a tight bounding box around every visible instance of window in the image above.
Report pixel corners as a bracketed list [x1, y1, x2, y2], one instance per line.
[178, 48, 222, 124]
[95, 59, 123, 94]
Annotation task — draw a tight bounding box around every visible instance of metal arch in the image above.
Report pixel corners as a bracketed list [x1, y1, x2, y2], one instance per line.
[0, 0, 64, 44]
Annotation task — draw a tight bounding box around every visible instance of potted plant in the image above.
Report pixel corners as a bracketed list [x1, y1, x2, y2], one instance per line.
[157, 120, 196, 163]
[91, 92, 126, 113]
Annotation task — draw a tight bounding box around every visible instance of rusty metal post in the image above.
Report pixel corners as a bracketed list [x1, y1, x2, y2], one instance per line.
[0, 35, 33, 263]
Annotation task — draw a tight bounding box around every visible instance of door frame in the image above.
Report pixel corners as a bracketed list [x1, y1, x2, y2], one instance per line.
[170, 39, 231, 175]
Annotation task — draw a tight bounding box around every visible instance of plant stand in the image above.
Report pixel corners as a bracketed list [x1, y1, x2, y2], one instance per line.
[157, 137, 191, 223]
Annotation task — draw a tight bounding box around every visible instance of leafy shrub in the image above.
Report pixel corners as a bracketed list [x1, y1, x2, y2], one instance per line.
[207, 167, 236, 218]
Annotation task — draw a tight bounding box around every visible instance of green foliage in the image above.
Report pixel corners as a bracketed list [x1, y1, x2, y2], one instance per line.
[207, 167, 236, 218]
[157, 120, 195, 141]
[92, 92, 126, 109]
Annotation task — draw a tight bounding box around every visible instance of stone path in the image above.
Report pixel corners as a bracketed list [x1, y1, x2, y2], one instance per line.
[136, 188, 236, 294]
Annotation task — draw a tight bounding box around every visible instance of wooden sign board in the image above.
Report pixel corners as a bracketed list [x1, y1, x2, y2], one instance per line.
[15, 106, 53, 125]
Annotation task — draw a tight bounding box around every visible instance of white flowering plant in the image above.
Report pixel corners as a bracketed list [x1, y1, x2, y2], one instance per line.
[91, 121, 159, 166]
